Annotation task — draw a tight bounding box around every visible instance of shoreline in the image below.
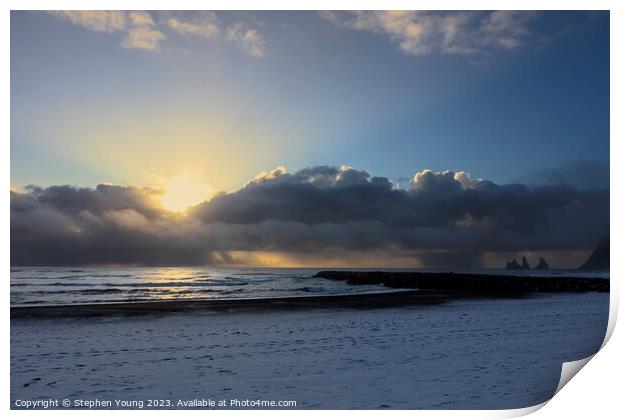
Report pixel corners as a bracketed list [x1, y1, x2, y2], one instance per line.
[10, 288, 538, 318]
[10, 290, 442, 318]
[11, 271, 609, 318]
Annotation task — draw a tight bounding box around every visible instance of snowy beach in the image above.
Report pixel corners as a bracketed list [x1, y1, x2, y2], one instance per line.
[11, 291, 608, 409]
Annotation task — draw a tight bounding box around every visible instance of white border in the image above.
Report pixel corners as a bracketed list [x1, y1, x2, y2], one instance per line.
[3, 1, 617, 419]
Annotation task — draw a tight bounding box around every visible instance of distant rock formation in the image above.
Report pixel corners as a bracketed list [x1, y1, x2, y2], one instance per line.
[505, 259, 521, 269]
[505, 256, 531, 270]
[521, 256, 530, 270]
[579, 236, 610, 271]
[535, 257, 549, 270]
[505, 256, 549, 270]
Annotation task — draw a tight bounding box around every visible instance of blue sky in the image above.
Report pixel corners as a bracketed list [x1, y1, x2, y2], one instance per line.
[11, 11, 609, 191]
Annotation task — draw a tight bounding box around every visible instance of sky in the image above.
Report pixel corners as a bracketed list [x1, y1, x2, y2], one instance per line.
[10, 11, 610, 268]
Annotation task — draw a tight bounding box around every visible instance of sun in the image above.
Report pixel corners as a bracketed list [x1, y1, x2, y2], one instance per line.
[160, 175, 213, 212]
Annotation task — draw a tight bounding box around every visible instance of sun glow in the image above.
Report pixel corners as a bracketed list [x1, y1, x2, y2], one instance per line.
[160, 175, 213, 212]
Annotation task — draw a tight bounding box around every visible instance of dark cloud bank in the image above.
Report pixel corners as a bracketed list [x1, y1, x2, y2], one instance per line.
[11, 165, 609, 268]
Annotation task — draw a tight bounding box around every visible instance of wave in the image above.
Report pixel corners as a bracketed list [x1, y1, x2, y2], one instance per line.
[11, 286, 251, 297]
[11, 280, 250, 288]
[12, 288, 125, 295]
[12, 273, 136, 281]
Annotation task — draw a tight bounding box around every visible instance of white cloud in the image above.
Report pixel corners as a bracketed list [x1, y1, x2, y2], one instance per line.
[321, 11, 537, 56]
[167, 12, 220, 39]
[51, 11, 166, 51]
[122, 26, 166, 51]
[122, 11, 166, 51]
[51, 11, 127, 33]
[163, 12, 266, 57]
[226, 22, 266, 57]
[127, 11, 154, 27]
[52, 11, 265, 57]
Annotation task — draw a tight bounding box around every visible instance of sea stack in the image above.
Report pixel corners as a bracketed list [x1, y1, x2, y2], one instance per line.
[521, 257, 530, 270]
[505, 257, 531, 270]
[505, 259, 521, 269]
[535, 257, 549, 270]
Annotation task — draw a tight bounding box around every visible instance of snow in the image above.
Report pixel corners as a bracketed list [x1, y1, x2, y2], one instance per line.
[11, 293, 608, 409]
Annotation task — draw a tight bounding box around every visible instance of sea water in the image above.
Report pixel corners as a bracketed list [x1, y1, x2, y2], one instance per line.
[10, 266, 609, 307]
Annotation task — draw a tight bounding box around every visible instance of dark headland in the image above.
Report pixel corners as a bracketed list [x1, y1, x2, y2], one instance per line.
[313, 271, 609, 294]
[579, 236, 610, 271]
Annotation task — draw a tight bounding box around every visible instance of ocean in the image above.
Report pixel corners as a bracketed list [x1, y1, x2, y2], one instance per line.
[9, 267, 390, 306]
[10, 266, 609, 307]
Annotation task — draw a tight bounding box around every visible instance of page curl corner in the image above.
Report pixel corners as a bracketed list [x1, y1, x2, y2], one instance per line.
[554, 354, 595, 397]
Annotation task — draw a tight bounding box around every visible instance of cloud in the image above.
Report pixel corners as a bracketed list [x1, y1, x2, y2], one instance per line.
[51, 10, 166, 51]
[122, 11, 166, 51]
[226, 22, 266, 57]
[191, 167, 595, 237]
[321, 11, 538, 55]
[478, 11, 536, 50]
[166, 12, 220, 39]
[165, 14, 265, 57]
[50, 11, 127, 33]
[517, 159, 610, 190]
[121, 26, 166, 50]
[53, 11, 266, 57]
[11, 165, 608, 267]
